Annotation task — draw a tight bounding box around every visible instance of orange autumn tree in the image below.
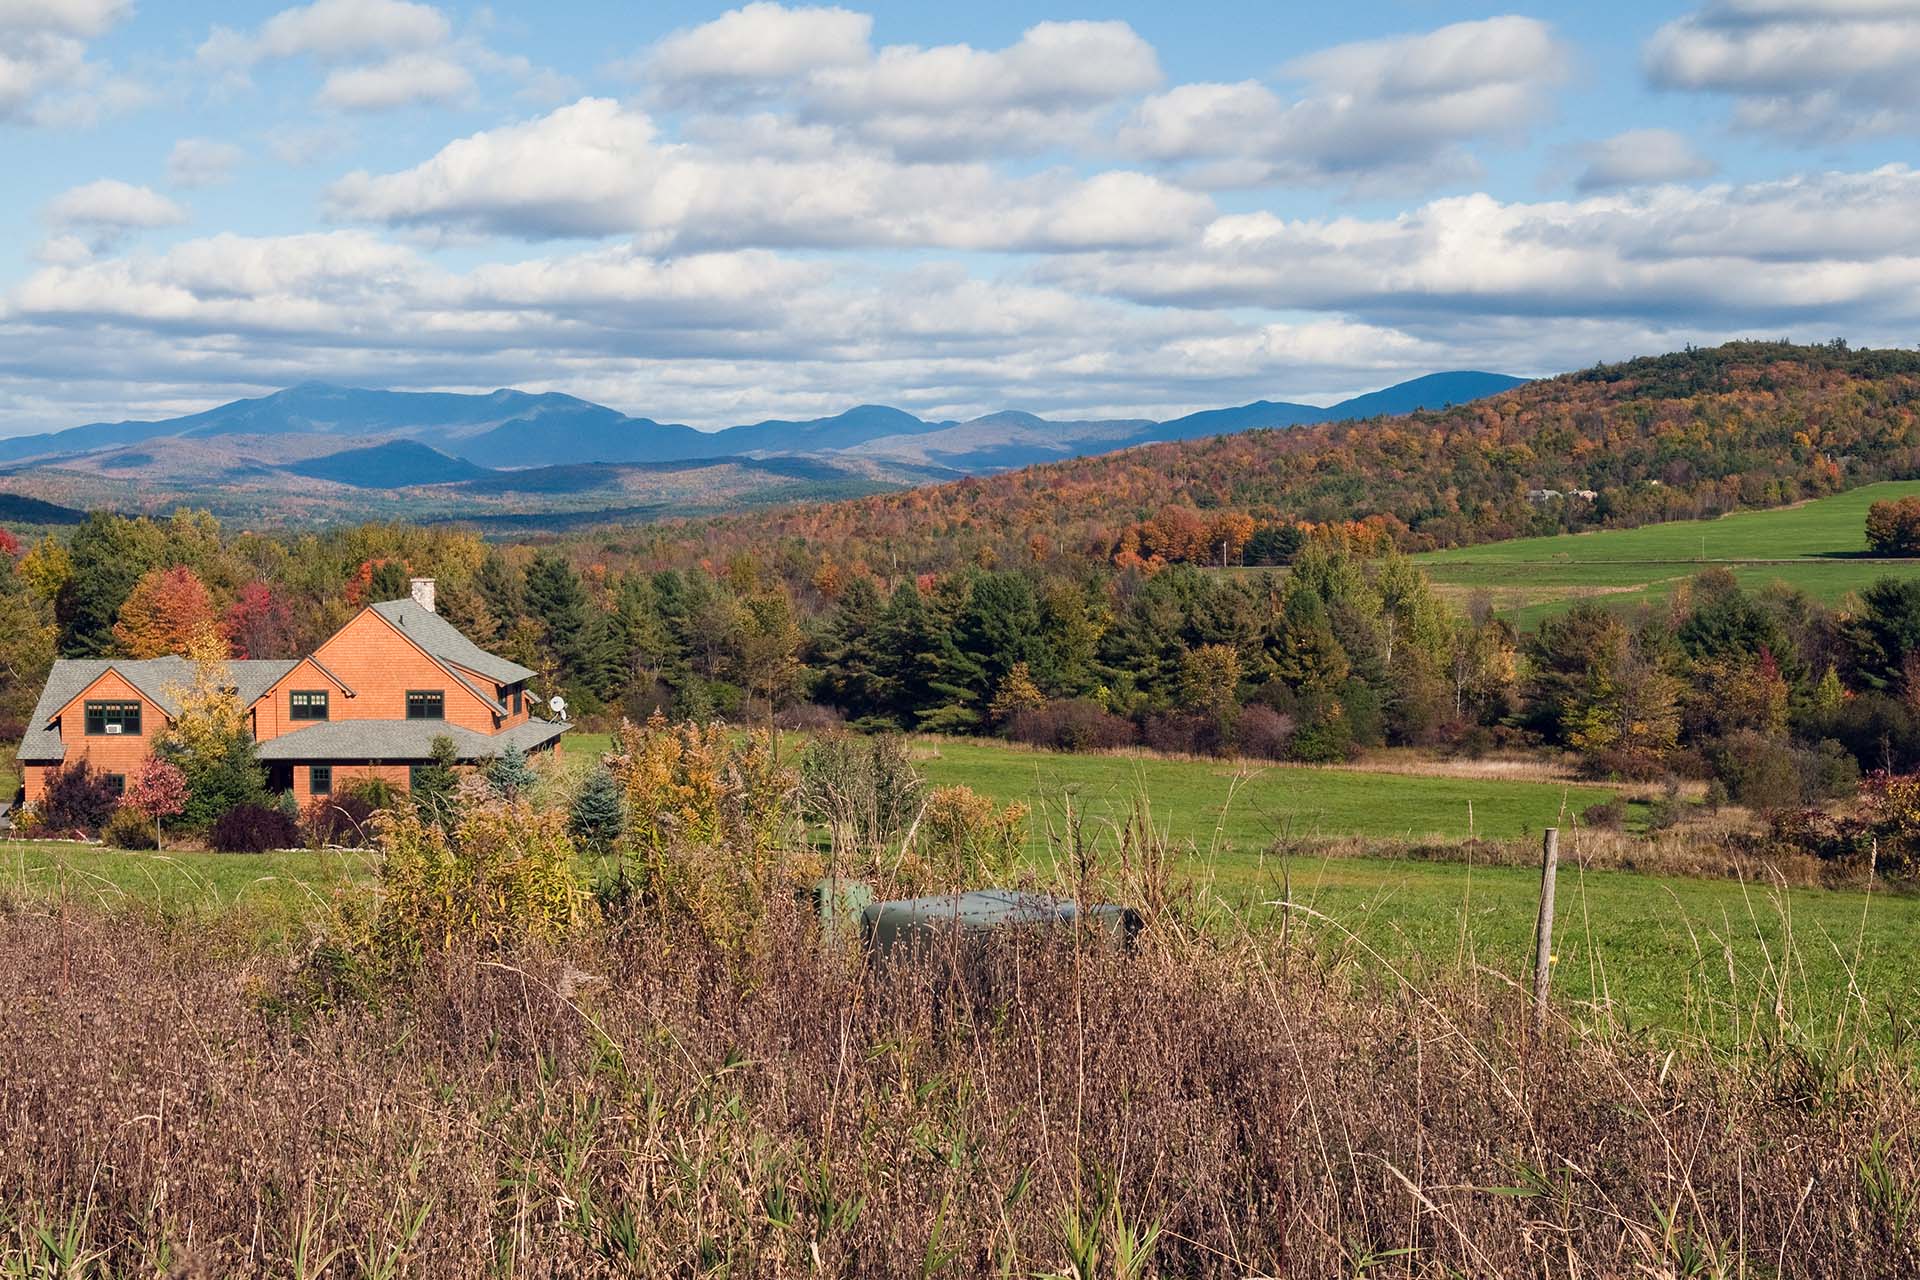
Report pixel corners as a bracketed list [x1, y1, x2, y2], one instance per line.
[112, 566, 226, 659]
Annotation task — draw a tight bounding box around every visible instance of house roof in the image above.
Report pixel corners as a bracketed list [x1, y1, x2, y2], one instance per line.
[18, 657, 299, 763]
[254, 717, 568, 762]
[370, 598, 536, 686]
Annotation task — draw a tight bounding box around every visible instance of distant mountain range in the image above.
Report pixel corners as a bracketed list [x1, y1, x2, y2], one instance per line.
[0, 370, 1525, 529]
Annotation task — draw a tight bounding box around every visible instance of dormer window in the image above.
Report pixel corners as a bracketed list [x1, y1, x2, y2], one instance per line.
[84, 701, 142, 736]
[290, 690, 330, 721]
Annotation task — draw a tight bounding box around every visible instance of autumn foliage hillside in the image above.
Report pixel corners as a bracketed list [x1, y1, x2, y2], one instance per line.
[618, 341, 1920, 575]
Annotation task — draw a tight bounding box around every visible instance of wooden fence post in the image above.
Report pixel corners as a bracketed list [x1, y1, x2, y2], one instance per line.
[1532, 827, 1558, 1036]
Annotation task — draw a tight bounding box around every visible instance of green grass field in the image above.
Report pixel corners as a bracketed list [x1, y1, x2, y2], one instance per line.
[7, 731, 1916, 1046]
[567, 732, 1611, 847]
[911, 738, 1604, 847]
[0, 840, 369, 939]
[1413, 480, 1920, 627]
[1225, 849, 1918, 1047]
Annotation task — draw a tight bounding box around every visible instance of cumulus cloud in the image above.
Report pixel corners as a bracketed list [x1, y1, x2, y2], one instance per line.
[195, 0, 511, 113]
[1046, 166, 1920, 330]
[167, 138, 245, 188]
[0, 223, 1482, 431]
[197, 0, 450, 68]
[327, 97, 1214, 252]
[318, 50, 472, 109]
[0, 0, 134, 123]
[1121, 16, 1567, 189]
[46, 179, 187, 231]
[645, 2, 871, 89]
[641, 5, 1159, 157]
[1646, 0, 1920, 139]
[1574, 129, 1717, 190]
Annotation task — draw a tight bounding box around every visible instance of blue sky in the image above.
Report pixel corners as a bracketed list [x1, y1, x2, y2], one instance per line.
[3, 0, 1918, 436]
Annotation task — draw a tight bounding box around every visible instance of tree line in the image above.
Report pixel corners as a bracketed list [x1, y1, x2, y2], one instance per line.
[12, 505, 1920, 826]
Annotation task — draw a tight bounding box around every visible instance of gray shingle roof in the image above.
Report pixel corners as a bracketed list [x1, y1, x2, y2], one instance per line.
[255, 717, 568, 762]
[370, 598, 536, 685]
[18, 657, 298, 763]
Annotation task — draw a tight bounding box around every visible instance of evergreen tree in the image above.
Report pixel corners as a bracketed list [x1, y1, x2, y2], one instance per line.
[485, 744, 537, 801]
[367, 559, 410, 602]
[57, 513, 158, 657]
[736, 590, 805, 730]
[611, 574, 674, 698]
[872, 580, 945, 726]
[814, 576, 888, 720]
[474, 551, 523, 631]
[569, 767, 625, 852]
[410, 735, 460, 823]
[524, 553, 622, 703]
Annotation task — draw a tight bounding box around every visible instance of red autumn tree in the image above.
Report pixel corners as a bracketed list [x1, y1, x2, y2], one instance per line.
[127, 756, 189, 849]
[223, 580, 300, 659]
[0, 528, 19, 558]
[112, 566, 225, 659]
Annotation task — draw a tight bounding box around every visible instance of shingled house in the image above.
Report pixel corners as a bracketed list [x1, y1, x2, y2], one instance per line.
[16, 579, 567, 810]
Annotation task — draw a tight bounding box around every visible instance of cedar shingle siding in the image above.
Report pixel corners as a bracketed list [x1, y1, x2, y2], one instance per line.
[15, 596, 564, 810]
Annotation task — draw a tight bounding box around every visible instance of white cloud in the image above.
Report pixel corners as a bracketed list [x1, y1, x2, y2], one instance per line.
[328, 97, 1213, 251]
[1646, 1, 1920, 139]
[1575, 129, 1716, 190]
[0, 227, 1439, 431]
[642, 7, 1159, 158]
[198, 0, 450, 68]
[167, 138, 245, 188]
[645, 2, 871, 89]
[318, 50, 472, 109]
[0, 0, 132, 123]
[46, 179, 187, 231]
[0, 0, 128, 37]
[195, 0, 502, 115]
[1047, 167, 1920, 330]
[1122, 16, 1566, 189]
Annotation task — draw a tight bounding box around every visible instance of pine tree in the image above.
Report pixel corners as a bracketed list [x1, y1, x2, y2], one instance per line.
[367, 559, 410, 602]
[410, 735, 460, 824]
[814, 576, 887, 720]
[475, 551, 523, 624]
[524, 553, 621, 702]
[485, 744, 538, 801]
[57, 513, 158, 658]
[569, 767, 625, 853]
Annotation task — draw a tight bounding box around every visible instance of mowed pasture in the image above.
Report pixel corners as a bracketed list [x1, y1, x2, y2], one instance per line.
[1413, 479, 1920, 627]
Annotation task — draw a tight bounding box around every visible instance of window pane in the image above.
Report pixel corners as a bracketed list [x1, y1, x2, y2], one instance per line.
[84, 701, 141, 735]
[311, 765, 331, 795]
[406, 691, 444, 720]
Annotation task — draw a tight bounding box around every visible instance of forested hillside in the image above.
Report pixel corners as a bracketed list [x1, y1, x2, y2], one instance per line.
[614, 342, 1920, 577]
[10, 342, 1920, 822]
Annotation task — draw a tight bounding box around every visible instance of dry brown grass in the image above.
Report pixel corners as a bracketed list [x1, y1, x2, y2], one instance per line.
[0, 888, 1914, 1278]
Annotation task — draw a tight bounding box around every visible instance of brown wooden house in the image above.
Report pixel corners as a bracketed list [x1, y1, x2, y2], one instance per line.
[16, 580, 566, 810]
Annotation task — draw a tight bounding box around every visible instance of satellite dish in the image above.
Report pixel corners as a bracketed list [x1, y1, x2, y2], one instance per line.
[548, 695, 568, 718]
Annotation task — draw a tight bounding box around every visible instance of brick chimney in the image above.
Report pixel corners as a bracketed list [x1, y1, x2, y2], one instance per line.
[410, 577, 437, 614]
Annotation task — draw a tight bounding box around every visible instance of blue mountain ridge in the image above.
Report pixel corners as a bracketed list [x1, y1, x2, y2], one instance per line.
[0, 372, 1528, 478]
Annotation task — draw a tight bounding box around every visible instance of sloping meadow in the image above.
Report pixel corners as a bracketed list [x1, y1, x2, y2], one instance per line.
[0, 893, 1914, 1278]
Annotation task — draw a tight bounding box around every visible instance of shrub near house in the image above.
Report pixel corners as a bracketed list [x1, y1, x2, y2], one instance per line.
[14, 578, 568, 831]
